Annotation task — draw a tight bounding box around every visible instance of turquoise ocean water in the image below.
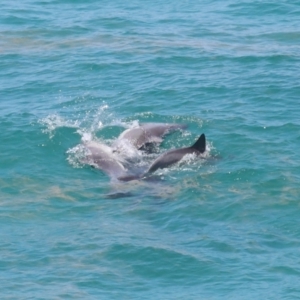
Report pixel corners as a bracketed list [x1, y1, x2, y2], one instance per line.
[1, 0, 300, 298]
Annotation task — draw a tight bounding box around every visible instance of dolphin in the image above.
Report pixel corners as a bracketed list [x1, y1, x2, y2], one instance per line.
[115, 122, 187, 151]
[84, 141, 141, 181]
[146, 134, 206, 174]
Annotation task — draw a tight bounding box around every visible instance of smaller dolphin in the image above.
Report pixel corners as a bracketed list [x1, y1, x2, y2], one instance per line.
[84, 141, 141, 181]
[115, 122, 187, 151]
[147, 134, 206, 174]
[84, 141, 126, 178]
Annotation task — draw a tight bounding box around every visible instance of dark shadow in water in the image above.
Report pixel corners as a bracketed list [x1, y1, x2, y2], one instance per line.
[104, 191, 136, 199]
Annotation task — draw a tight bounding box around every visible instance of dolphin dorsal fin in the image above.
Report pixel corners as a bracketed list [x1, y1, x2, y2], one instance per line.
[190, 134, 206, 153]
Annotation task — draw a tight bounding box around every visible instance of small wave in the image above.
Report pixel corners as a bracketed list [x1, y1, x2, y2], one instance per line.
[40, 104, 119, 139]
[39, 114, 81, 138]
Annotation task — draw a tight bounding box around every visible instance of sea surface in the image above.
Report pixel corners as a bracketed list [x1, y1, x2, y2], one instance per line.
[1, 0, 300, 299]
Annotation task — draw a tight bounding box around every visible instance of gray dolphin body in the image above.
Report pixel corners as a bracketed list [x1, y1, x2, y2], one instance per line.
[116, 123, 187, 150]
[147, 134, 206, 174]
[84, 141, 140, 181]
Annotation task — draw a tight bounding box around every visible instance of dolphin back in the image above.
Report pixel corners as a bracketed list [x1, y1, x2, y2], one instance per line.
[146, 133, 206, 174]
[190, 134, 206, 153]
[117, 122, 187, 150]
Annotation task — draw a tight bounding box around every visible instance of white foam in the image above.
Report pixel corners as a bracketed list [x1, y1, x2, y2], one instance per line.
[66, 144, 89, 168]
[80, 132, 93, 143]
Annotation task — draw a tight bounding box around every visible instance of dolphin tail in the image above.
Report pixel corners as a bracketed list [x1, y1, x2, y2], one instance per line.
[190, 134, 206, 153]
